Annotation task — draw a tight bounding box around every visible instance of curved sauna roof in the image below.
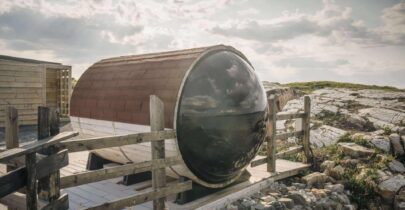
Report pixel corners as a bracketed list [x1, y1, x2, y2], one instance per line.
[70, 45, 268, 188]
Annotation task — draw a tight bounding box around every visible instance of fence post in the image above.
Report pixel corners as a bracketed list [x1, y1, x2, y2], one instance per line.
[150, 95, 166, 210]
[38, 107, 63, 203]
[26, 152, 37, 210]
[302, 96, 313, 164]
[5, 107, 19, 172]
[267, 95, 277, 173]
[38, 107, 50, 140]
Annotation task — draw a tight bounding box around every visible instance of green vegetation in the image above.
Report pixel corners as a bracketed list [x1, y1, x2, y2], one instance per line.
[283, 81, 403, 93]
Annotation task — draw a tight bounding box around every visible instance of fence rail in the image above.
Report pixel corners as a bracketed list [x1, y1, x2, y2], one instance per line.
[0, 95, 191, 210]
[251, 95, 313, 172]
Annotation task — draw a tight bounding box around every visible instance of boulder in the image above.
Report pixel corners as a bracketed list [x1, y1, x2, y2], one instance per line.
[287, 191, 309, 206]
[302, 172, 331, 187]
[346, 114, 368, 130]
[371, 137, 391, 152]
[388, 160, 405, 173]
[390, 134, 405, 156]
[378, 175, 405, 201]
[310, 125, 348, 147]
[338, 142, 375, 158]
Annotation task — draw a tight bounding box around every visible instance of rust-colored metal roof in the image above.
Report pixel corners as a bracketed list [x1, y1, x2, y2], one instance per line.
[70, 45, 227, 128]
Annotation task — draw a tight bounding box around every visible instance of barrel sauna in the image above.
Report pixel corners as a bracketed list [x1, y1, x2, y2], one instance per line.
[70, 45, 268, 188]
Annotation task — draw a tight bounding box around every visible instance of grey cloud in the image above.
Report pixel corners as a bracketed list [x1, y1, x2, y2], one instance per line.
[212, 18, 317, 42]
[0, 7, 144, 62]
[275, 57, 349, 69]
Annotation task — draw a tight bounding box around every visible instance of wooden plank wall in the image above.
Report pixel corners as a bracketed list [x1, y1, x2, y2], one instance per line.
[0, 61, 44, 126]
[46, 68, 59, 110]
[0, 61, 72, 127]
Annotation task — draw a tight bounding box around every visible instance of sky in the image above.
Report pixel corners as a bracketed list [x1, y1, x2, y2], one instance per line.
[0, 0, 404, 88]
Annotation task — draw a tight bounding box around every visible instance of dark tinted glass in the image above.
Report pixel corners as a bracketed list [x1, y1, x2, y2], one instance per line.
[176, 51, 268, 183]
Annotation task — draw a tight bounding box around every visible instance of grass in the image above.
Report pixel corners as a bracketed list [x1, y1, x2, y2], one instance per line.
[283, 81, 403, 93]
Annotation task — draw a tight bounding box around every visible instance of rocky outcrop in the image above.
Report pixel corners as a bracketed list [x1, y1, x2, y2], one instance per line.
[310, 125, 348, 147]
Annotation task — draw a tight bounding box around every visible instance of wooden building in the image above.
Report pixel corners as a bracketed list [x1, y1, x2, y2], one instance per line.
[0, 55, 72, 127]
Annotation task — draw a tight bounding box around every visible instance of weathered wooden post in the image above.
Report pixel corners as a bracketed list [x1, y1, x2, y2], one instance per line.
[5, 107, 19, 171]
[37, 107, 67, 209]
[25, 152, 37, 210]
[150, 95, 166, 210]
[38, 107, 50, 140]
[302, 96, 313, 164]
[267, 95, 277, 173]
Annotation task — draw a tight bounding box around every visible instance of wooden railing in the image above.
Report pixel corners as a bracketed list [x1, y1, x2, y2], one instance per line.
[250, 95, 313, 172]
[0, 95, 192, 210]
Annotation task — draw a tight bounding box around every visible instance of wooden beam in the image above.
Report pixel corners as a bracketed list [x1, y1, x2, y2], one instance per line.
[0, 150, 68, 198]
[275, 112, 306, 121]
[60, 130, 175, 153]
[267, 95, 277, 173]
[40, 193, 69, 210]
[0, 131, 78, 162]
[0, 167, 26, 198]
[83, 181, 192, 210]
[274, 130, 304, 140]
[60, 156, 181, 188]
[302, 96, 313, 164]
[150, 95, 166, 210]
[25, 152, 37, 210]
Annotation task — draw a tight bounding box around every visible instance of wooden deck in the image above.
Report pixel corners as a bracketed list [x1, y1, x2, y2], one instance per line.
[0, 150, 310, 210]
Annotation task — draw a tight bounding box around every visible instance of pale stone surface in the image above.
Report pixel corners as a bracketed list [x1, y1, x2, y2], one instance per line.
[388, 160, 405, 173]
[338, 142, 375, 158]
[310, 125, 348, 147]
[378, 175, 405, 201]
[370, 137, 391, 152]
[302, 172, 331, 186]
[390, 134, 405, 156]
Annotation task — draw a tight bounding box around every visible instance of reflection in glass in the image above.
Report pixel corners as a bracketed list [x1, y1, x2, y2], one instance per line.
[177, 51, 268, 183]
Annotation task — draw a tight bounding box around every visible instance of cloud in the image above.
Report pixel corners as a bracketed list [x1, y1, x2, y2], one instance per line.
[374, 2, 405, 44]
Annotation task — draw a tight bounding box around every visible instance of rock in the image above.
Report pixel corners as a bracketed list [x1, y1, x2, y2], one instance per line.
[241, 198, 256, 209]
[225, 203, 238, 210]
[346, 114, 368, 130]
[278, 198, 294, 208]
[338, 142, 375, 158]
[320, 160, 336, 171]
[370, 137, 391, 152]
[330, 191, 351, 205]
[302, 172, 331, 187]
[400, 127, 405, 136]
[327, 165, 345, 180]
[261, 195, 276, 203]
[390, 134, 405, 156]
[343, 204, 356, 210]
[388, 160, 405, 173]
[358, 108, 405, 129]
[292, 183, 306, 189]
[311, 188, 327, 199]
[325, 183, 345, 193]
[310, 125, 348, 147]
[252, 203, 266, 210]
[288, 191, 309, 206]
[378, 175, 405, 201]
[268, 201, 286, 210]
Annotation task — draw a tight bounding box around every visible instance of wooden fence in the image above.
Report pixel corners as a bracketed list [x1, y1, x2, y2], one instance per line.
[0, 95, 192, 210]
[250, 95, 313, 172]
